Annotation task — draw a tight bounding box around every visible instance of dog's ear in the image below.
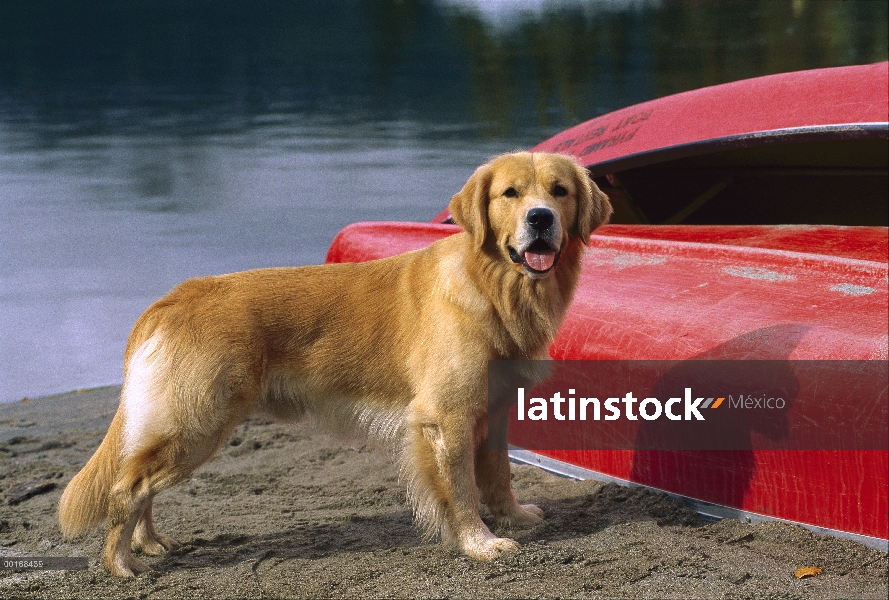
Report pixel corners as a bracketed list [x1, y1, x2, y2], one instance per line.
[573, 165, 613, 245]
[449, 163, 493, 249]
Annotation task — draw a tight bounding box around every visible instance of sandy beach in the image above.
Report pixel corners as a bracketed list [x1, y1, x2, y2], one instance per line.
[1, 386, 886, 599]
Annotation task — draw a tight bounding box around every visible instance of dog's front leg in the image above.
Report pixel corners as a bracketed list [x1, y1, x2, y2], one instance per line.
[474, 437, 544, 527]
[404, 407, 520, 561]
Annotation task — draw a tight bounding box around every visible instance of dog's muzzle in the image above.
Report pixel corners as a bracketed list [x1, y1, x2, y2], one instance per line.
[508, 208, 560, 276]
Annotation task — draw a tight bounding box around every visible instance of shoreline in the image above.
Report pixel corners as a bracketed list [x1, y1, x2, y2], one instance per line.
[1, 387, 886, 599]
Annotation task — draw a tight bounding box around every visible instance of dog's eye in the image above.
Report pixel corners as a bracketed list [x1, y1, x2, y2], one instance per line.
[503, 187, 519, 198]
[552, 184, 568, 197]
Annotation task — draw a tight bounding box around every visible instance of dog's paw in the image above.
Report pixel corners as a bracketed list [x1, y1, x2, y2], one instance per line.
[462, 534, 521, 561]
[106, 554, 152, 578]
[496, 503, 544, 527]
[133, 532, 181, 556]
[517, 503, 544, 522]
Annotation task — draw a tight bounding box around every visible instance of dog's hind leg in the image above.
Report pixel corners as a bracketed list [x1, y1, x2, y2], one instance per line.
[132, 498, 181, 555]
[104, 425, 236, 577]
[104, 449, 176, 576]
[107, 397, 256, 576]
[104, 436, 207, 577]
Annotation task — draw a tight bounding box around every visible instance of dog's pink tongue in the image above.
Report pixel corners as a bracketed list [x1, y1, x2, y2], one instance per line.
[524, 250, 556, 271]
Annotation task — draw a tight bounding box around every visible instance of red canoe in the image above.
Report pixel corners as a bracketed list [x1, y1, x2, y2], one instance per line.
[326, 63, 889, 550]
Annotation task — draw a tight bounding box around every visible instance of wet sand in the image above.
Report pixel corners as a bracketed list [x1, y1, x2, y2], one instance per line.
[1, 387, 886, 599]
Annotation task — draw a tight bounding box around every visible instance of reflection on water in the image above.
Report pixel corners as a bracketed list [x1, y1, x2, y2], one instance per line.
[2, 0, 885, 138]
[0, 0, 886, 401]
[0, 121, 506, 402]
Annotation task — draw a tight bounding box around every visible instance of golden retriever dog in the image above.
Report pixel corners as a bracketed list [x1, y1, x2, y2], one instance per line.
[58, 151, 612, 577]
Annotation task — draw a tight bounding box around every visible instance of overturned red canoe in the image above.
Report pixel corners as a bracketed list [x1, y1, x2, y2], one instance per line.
[327, 63, 888, 550]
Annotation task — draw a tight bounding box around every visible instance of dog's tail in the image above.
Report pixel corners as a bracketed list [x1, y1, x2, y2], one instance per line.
[59, 405, 124, 539]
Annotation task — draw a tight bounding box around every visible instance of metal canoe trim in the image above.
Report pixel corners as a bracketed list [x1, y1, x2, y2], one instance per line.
[508, 446, 888, 553]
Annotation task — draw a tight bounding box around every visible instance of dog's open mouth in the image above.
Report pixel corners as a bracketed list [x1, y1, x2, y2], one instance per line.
[508, 239, 560, 275]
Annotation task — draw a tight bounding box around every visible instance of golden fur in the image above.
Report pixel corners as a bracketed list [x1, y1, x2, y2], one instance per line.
[58, 152, 612, 577]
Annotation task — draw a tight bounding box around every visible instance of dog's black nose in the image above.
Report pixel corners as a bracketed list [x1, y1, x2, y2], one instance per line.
[526, 208, 554, 232]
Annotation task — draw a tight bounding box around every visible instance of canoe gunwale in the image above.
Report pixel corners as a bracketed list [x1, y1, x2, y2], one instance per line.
[566, 122, 889, 177]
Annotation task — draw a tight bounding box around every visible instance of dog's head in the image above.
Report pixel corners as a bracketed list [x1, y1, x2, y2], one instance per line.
[449, 152, 612, 279]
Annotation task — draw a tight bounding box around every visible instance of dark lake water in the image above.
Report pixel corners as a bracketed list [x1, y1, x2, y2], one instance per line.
[1, 0, 886, 402]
